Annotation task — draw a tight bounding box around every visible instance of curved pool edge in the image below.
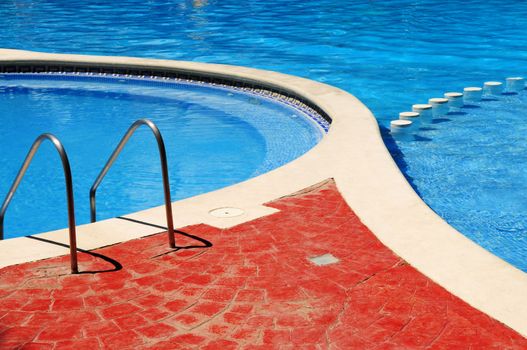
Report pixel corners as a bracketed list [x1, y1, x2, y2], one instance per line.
[0, 49, 526, 337]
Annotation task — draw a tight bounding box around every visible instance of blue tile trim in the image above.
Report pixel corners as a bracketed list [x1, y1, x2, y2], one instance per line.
[0, 64, 332, 132]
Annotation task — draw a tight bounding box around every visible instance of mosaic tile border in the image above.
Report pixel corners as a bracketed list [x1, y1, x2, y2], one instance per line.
[0, 63, 331, 132]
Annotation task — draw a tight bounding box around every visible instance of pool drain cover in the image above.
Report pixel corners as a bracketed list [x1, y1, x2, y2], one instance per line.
[209, 207, 245, 218]
[309, 253, 339, 266]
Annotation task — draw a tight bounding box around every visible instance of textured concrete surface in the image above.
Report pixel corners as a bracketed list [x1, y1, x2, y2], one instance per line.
[1, 180, 525, 349]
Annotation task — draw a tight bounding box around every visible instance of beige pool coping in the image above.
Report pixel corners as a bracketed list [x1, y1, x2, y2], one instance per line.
[0, 49, 526, 337]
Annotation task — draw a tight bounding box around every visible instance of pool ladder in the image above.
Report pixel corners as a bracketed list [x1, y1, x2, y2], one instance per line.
[90, 119, 176, 248]
[0, 134, 79, 273]
[0, 119, 176, 274]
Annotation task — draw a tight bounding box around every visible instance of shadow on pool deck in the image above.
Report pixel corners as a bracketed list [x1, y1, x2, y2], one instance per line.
[0, 179, 525, 349]
[26, 236, 124, 275]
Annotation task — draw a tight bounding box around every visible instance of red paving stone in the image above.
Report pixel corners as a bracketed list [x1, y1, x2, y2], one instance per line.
[1, 179, 526, 349]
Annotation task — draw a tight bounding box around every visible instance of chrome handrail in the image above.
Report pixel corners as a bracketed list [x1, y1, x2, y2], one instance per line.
[0, 133, 78, 274]
[90, 119, 176, 248]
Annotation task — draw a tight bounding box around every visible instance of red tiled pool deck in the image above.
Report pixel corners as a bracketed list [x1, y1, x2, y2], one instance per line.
[1, 179, 526, 349]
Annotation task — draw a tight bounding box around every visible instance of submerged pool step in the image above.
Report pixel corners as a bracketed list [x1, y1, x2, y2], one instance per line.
[391, 75, 525, 139]
[444, 92, 464, 108]
[506, 77, 525, 92]
[484, 81, 503, 95]
[412, 104, 432, 121]
[428, 98, 449, 116]
[464, 87, 483, 102]
[399, 111, 420, 121]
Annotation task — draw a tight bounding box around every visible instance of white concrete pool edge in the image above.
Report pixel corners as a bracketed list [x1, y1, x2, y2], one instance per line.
[0, 49, 526, 337]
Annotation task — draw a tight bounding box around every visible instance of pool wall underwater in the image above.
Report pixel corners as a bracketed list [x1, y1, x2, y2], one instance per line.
[0, 49, 526, 337]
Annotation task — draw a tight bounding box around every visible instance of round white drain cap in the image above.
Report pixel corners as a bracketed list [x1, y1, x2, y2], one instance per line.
[209, 207, 245, 218]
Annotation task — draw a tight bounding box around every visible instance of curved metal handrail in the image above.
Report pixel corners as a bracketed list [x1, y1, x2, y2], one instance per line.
[90, 119, 176, 248]
[0, 133, 78, 274]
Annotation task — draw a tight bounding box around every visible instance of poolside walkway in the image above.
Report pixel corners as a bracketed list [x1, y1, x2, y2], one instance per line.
[0, 179, 525, 349]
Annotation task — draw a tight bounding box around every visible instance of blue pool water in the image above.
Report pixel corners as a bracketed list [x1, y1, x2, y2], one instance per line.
[0, 74, 323, 238]
[2, 0, 527, 271]
[387, 92, 527, 271]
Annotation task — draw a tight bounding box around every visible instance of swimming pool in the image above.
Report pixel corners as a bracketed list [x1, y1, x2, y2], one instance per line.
[0, 72, 324, 238]
[2, 1, 527, 271]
